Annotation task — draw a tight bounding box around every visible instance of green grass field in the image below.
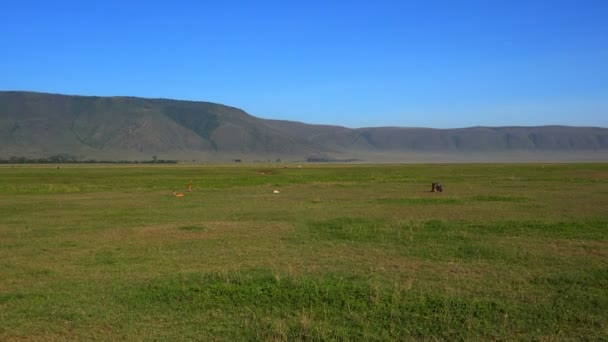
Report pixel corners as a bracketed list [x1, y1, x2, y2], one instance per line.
[1, 163, 607, 340]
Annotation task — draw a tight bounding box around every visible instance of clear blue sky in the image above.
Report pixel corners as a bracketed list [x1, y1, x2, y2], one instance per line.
[1, 0, 607, 128]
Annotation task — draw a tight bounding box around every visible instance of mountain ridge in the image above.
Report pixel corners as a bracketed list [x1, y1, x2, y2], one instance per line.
[1, 91, 606, 162]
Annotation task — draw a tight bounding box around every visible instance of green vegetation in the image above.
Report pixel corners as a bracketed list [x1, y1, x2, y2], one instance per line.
[0, 155, 178, 164]
[162, 102, 220, 142]
[0, 163, 607, 339]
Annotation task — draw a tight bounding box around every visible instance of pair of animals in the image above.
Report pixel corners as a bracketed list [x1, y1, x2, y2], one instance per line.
[173, 183, 192, 197]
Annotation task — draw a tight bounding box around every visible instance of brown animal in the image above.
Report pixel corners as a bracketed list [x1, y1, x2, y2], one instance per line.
[431, 182, 443, 192]
[173, 190, 184, 197]
[187, 182, 192, 192]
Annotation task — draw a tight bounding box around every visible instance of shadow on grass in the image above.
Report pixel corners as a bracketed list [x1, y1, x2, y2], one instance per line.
[301, 218, 608, 262]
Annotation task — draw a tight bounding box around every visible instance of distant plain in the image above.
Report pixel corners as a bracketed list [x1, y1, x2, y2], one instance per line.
[1, 163, 607, 339]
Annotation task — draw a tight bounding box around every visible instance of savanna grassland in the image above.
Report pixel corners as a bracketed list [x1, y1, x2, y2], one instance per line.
[0, 163, 607, 340]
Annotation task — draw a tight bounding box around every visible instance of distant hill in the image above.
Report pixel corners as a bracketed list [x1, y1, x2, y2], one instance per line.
[1, 91, 607, 162]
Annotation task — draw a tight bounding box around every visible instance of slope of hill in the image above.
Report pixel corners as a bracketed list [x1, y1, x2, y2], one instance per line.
[0, 91, 325, 161]
[1, 91, 606, 162]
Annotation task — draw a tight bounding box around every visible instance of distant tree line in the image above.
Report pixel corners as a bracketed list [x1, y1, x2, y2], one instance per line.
[306, 157, 360, 163]
[0, 154, 177, 164]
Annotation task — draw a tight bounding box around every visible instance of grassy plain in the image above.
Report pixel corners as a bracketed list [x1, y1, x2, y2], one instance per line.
[0, 163, 607, 340]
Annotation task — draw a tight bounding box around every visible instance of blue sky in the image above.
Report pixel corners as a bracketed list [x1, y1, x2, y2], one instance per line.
[1, 0, 607, 128]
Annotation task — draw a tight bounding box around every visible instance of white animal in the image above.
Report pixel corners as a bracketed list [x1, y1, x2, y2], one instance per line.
[273, 189, 280, 194]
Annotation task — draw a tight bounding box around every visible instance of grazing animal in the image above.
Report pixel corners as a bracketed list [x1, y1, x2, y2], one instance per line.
[273, 189, 280, 194]
[431, 182, 443, 192]
[173, 190, 184, 197]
